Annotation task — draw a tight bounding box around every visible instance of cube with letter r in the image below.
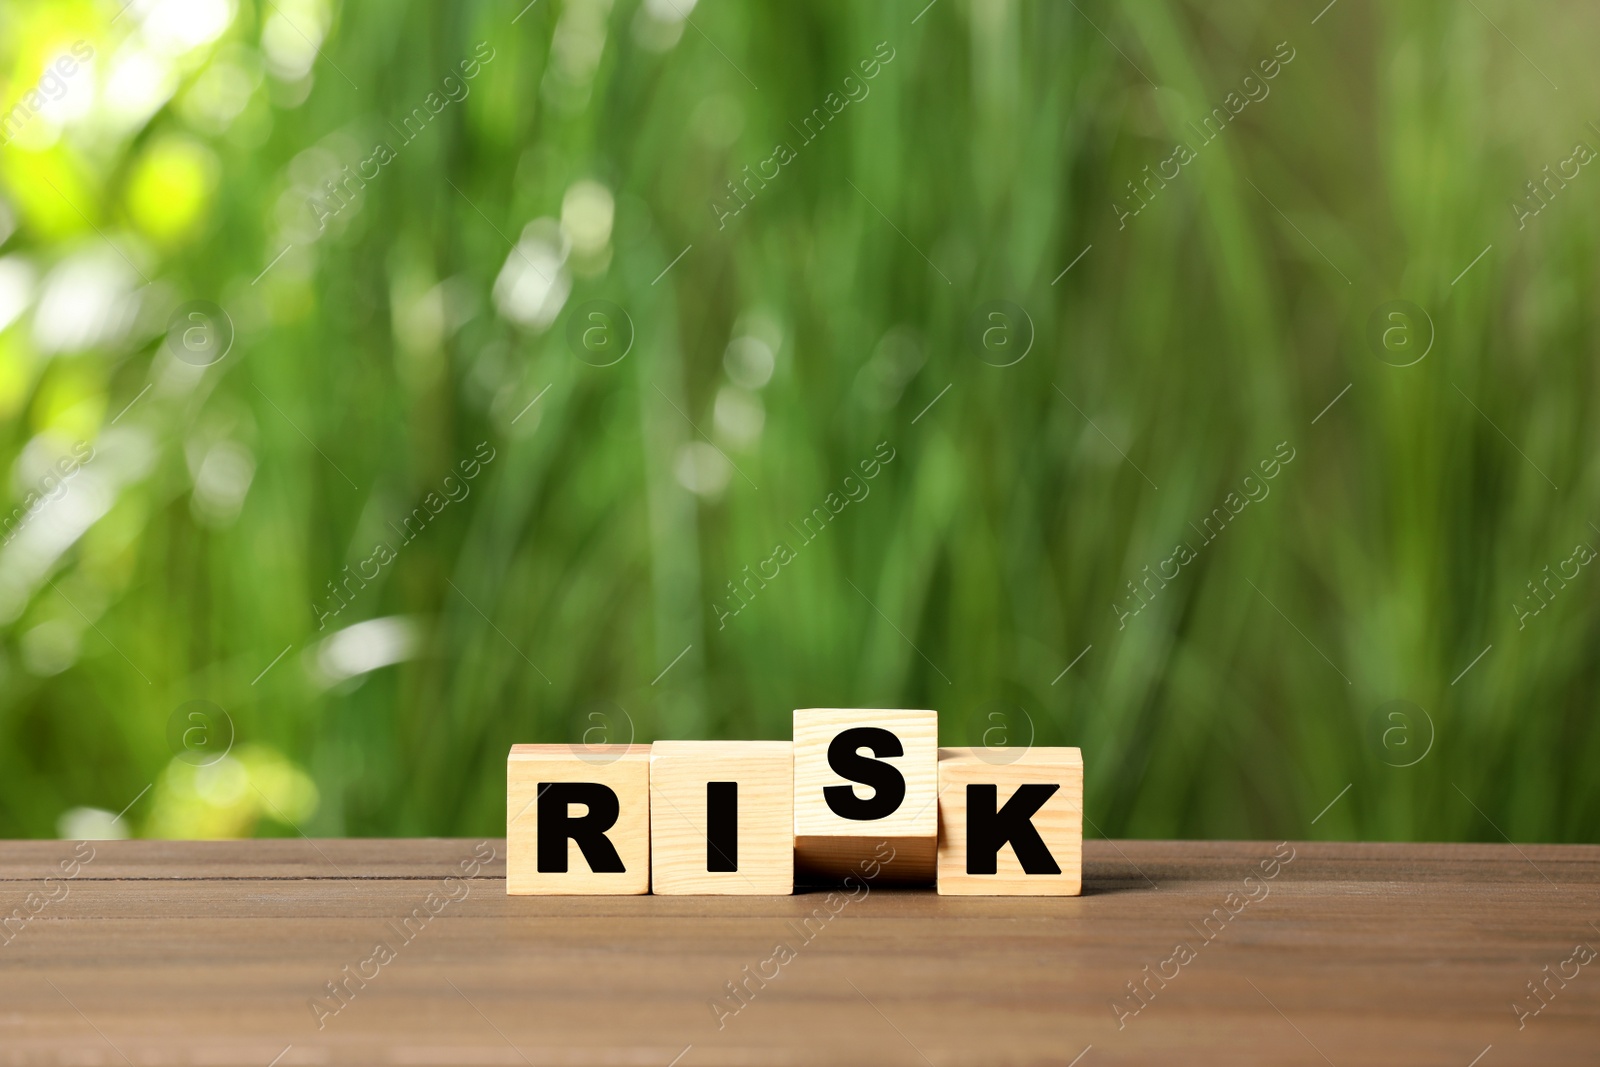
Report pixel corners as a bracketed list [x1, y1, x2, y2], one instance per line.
[793, 709, 938, 884]
[506, 744, 650, 894]
[936, 747, 1083, 895]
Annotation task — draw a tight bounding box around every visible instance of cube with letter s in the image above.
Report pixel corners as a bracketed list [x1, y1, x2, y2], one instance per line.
[792, 709, 938, 884]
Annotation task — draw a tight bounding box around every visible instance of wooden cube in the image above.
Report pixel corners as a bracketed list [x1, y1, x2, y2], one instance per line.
[793, 709, 938, 885]
[506, 744, 650, 895]
[649, 741, 793, 895]
[936, 747, 1083, 895]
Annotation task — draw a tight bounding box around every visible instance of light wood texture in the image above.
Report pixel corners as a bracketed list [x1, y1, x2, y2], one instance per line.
[1, 839, 1596, 1064]
[650, 741, 794, 895]
[792, 708, 938, 884]
[936, 747, 1083, 895]
[506, 743, 649, 894]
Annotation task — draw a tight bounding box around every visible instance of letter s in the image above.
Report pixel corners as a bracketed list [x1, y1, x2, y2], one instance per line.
[823, 728, 906, 820]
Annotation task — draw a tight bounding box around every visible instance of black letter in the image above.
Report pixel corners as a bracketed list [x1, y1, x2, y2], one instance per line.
[707, 781, 738, 871]
[966, 784, 1061, 875]
[537, 782, 625, 873]
[823, 727, 906, 820]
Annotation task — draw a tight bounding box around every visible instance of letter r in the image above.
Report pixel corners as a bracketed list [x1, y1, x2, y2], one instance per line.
[965, 783, 1061, 875]
[537, 782, 626, 873]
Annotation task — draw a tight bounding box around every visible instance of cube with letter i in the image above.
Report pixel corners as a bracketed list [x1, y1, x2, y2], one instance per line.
[650, 741, 794, 895]
[936, 747, 1083, 895]
[793, 709, 938, 884]
[506, 744, 650, 895]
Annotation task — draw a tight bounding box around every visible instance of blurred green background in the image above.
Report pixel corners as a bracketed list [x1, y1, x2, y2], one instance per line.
[0, 0, 1595, 843]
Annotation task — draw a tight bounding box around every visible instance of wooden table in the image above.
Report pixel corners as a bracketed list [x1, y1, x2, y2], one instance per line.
[1, 839, 1595, 1065]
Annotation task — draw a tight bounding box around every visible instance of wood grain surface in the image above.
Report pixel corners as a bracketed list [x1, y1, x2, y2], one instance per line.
[0, 838, 1596, 1065]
